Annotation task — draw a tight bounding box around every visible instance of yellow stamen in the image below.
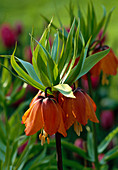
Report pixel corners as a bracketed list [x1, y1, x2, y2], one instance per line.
[74, 121, 83, 136]
[41, 135, 45, 146]
[72, 111, 76, 118]
[39, 133, 42, 140]
[43, 130, 48, 137]
[102, 73, 109, 85]
[47, 137, 50, 144]
[39, 130, 50, 146]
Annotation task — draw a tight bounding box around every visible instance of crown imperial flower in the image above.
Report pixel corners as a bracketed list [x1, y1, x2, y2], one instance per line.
[22, 89, 67, 145]
[58, 88, 99, 135]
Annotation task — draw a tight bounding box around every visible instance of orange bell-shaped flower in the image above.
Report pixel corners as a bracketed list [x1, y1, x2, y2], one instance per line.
[59, 88, 99, 131]
[22, 92, 67, 143]
[90, 47, 118, 83]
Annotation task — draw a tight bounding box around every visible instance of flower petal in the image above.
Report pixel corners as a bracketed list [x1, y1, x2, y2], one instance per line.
[73, 90, 88, 125]
[41, 98, 60, 136]
[24, 100, 43, 136]
[84, 92, 99, 123]
[56, 103, 67, 137]
[30, 90, 45, 107]
[101, 49, 118, 75]
[61, 96, 76, 129]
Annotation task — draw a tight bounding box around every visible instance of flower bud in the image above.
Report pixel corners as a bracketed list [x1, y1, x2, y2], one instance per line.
[100, 110, 114, 130]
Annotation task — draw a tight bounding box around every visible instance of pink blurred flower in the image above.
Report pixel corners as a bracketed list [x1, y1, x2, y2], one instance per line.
[81, 76, 99, 91]
[0, 23, 17, 48]
[98, 153, 104, 161]
[73, 138, 84, 159]
[92, 153, 104, 169]
[65, 27, 70, 33]
[18, 141, 28, 155]
[27, 85, 38, 94]
[100, 110, 114, 130]
[98, 30, 107, 46]
[14, 22, 23, 36]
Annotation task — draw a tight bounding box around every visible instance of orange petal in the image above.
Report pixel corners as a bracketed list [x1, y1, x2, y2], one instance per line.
[25, 100, 43, 136]
[73, 90, 88, 125]
[101, 48, 118, 75]
[22, 106, 33, 123]
[85, 92, 97, 112]
[62, 97, 76, 129]
[90, 61, 101, 77]
[41, 98, 60, 136]
[84, 92, 99, 123]
[56, 103, 67, 137]
[30, 90, 44, 107]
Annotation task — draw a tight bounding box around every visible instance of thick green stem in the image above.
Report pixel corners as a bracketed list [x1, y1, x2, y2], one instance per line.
[55, 132, 63, 170]
[87, 73, 100, 170]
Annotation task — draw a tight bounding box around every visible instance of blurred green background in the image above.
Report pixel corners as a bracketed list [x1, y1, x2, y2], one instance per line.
[0, 0, 118, 49]
[0, 0, 118, 99]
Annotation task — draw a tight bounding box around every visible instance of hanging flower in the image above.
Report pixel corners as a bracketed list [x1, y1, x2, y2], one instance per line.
[58, 88, 99, 135]
[90, 46, 118, 85]
[22, 89, 67, 145]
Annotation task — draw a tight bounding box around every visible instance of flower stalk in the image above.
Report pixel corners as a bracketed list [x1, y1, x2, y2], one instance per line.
[55, 132, 63, 170]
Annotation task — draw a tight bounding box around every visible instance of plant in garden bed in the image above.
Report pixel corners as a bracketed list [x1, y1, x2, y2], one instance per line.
[0, 2, 118, 170]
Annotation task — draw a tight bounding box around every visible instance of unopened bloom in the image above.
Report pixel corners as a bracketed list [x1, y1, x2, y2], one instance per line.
[22, 91, 67, 145]
[59, 88, 99, 135]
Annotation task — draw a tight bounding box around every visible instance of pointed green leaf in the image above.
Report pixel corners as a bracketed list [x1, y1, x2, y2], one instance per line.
[0, 62, 28, 84]
[91, 6, 106, 43]
[66, 37, 91, 85]
[53, 84, 75, 98]
[77, 48, 110, 80]
[11, 51, 45, 92]
[91, 2, 97, 34]
[63, 159, 92, 170]
[59, 19, 75, 79]
[87, 132, 94, 161]
[61, 141, 91, 161]
[98, 127, 118, 153]
[61, 22, 79, 84]
[33, 38, 59, 85]
[17, 58, 43, 85]
[103, 146, 118, 162]
[87, 4, 91, 39]
[101, 7, 115, 39]
[51, 32, 59, 63]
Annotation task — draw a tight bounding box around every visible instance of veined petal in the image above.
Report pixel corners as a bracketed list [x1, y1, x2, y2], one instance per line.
[56, 103, 67, 137]
[73, 90, 88, 125]
[30, 90, 45, 107]
[84, 92, 97, 112]
[101, 49, 118, 75]
[41, 98, 60, 136]
[22, 105, 33, 123]
[62, 97, 76, 130]
[24, 99, 43, 136]
[84, 92, 99, 123]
